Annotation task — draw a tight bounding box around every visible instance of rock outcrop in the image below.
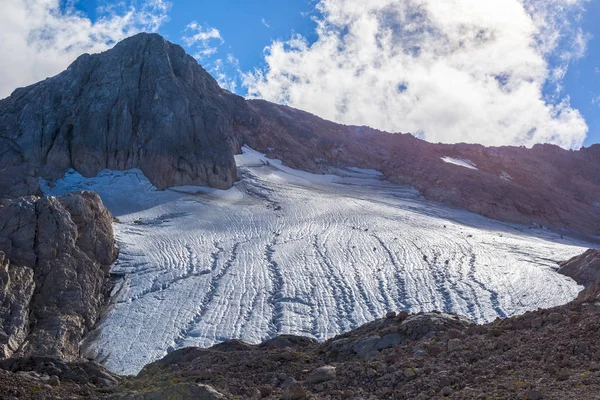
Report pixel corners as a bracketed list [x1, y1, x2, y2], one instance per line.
[558, 249, 600, 287]
[0, 191, 117, 360]
[0, 33, 251, 191]
[0, 251, 34, 358]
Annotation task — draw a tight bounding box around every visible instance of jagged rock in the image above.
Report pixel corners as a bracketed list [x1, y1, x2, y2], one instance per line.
[282, 383, 306, 400]
[558, 249, 600, 287]
[0, 33, 253, 191]
[0, 192, 117, 360]
[0, 252, 34, 358]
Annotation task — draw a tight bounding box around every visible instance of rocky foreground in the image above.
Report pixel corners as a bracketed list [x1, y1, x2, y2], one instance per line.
[0, 277, 599, 399]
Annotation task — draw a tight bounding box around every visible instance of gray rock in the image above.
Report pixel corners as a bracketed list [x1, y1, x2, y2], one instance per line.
[306, 365, 336, 384]
[352, 337, 380, 357]
[0, 192, 117, 360]
[0, 33, 253, 191]
[0, 252, 34, 358]
[377, 333, 403, 350]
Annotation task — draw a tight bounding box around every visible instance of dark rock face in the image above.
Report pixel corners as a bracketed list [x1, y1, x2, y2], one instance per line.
[558, 249, 600, 287]
[0, 192, 117, 360]
[0, 33, 249, 191]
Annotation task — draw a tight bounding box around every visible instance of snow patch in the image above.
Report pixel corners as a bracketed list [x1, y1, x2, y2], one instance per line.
[441, 157, 478, 170]
[500, 171, 513, 181]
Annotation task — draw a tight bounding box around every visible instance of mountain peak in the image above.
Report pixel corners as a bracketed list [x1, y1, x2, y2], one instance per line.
[0, 32, 245, 190]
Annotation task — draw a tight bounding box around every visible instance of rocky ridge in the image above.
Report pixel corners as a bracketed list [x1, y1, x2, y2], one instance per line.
[0, 191, 117, 360]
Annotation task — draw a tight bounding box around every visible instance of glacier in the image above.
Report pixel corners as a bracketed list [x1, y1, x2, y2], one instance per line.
[42, 146, 589, 375]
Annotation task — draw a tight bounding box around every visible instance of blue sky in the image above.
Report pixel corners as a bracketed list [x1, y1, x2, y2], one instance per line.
[4, 0, 599, 147]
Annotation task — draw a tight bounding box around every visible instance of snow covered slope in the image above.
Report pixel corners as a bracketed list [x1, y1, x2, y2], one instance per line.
[43, 147, 589, 375]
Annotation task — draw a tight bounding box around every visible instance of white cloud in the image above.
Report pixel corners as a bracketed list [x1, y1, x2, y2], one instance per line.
[182, 22, 224, 60]
[244, 0, 590, 148]
[261, 18, 271, 28]
[211, 55, 240, 92]
[0, 0, 171, 99]
[593, 95, 600, 107]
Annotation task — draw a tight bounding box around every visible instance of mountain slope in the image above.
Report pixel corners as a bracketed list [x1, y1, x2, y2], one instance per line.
[1, 33, 600, 236]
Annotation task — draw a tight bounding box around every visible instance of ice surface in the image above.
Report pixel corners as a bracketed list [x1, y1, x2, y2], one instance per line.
[441, 157, 478, 170]
[43, 147, 588, 375]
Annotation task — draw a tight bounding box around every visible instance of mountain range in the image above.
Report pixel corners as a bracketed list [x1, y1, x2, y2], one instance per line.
[0, 33, 599, 399]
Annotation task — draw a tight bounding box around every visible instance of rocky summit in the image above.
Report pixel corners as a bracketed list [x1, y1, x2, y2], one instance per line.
[0, 33, 248, 192]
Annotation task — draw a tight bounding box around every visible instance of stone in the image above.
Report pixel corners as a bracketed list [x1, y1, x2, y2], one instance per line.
[307, 365, 336, 384]
[377, 333, 404, 350]
[282, 383, 306, 400]
[386, 311, 397, 319]
[48, 375, 60, 387]
[119, 383, 225, 400]
[441, 386, 452, 397]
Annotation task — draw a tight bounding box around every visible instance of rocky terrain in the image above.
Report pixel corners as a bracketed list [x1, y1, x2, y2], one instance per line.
[1, 33, 599, 237]
[0, 192, 117, 360]
[0, 271, 600, 399]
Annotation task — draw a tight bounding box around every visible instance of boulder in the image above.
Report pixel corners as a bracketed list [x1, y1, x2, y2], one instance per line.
[306, 365, 336, 384]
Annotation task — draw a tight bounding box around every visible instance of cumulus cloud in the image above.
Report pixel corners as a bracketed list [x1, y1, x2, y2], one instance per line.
[182, 22, 224, 59]
[211, 55, 241, 92]
[243, 0, 590, 148]
[0, 0, 171, 99]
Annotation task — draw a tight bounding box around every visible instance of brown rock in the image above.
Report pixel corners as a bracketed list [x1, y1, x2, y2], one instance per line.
[282, 383, 306, 400]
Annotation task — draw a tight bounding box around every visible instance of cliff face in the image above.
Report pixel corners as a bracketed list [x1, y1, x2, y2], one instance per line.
[0, 33, 252, 191]
[0, 192, 117, 360]
[1, 33, 599, 236]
